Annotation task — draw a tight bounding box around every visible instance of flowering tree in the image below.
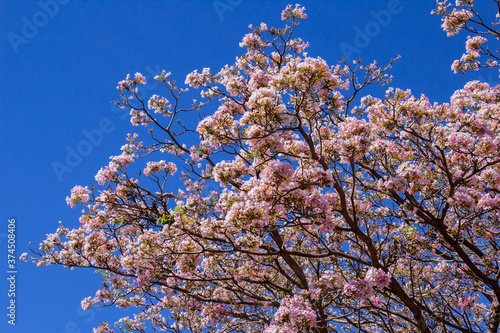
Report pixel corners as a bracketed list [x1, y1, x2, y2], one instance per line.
[26, 2, 500, 332]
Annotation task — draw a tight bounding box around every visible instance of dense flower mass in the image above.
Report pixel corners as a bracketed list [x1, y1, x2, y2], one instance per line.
[26, 3, 500, 333]
[265, 295, 317, 332]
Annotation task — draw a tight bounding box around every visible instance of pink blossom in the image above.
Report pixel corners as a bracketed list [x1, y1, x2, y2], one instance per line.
[134, 72, 146, 84]
[465, 36, 487, 53]
[281, 4, 307, 21]
[143, 160, 177, 176]
[66, 185, 91, 208]
[441, 9, 473, 36]
[147, 94, 171, 115]
[95, 166, 116, 185]
[112, 153, 134, 167]
[93, 322, 113, 333]
[365, 268, 392, 289]
[371, 297, 383, 307]
[266, 295, 317, 332]
[185, 68, 212, 88]
[239, 32, 267, 49]
[343, 280, 374, 300]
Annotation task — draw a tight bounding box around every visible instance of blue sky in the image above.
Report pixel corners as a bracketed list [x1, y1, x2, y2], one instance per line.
[1, 1, 498, 332]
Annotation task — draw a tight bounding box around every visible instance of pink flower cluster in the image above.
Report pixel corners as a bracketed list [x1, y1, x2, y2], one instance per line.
[153, 69, 171, 82]
[265, 295, 316, 333]
[281, 4, 307, 21]
[117, 72, 146, 91]
[196, 105, 239, 150]
[334, 117, 373, 162]
[365, 268, 392, 289]
[344, 268, 392, 300]
[185, 68, 212, 89]
[440, 9, 473, 36]
[94, 153, 134, 185]
[248, 69, 272, 90]
[212, 157, 248, 185]
[239, 32, 268, 49]
[66, 185, 91, 208]
[112, 153, 134, 167]
[451, 35, 488, 73]
[288, 38, 310, 53]
[247, 87, 279, 110]
[93, 322, 113, 333]
[219, 67, 246, 96]
[147, 94, 171, 115]
[129, 109, 150, 127]
[95, 165, 117, 185]
[343, 279, 374, 300]
[465, 36, 487, 53]
[143, 160, 177, 177]
[456, 294, 480, 311]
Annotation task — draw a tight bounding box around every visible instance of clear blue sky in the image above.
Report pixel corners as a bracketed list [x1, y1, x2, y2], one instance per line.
[1, 1, 497, 332]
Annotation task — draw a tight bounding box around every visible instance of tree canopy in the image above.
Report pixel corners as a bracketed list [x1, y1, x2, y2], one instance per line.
[25, 2, 500, 332]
